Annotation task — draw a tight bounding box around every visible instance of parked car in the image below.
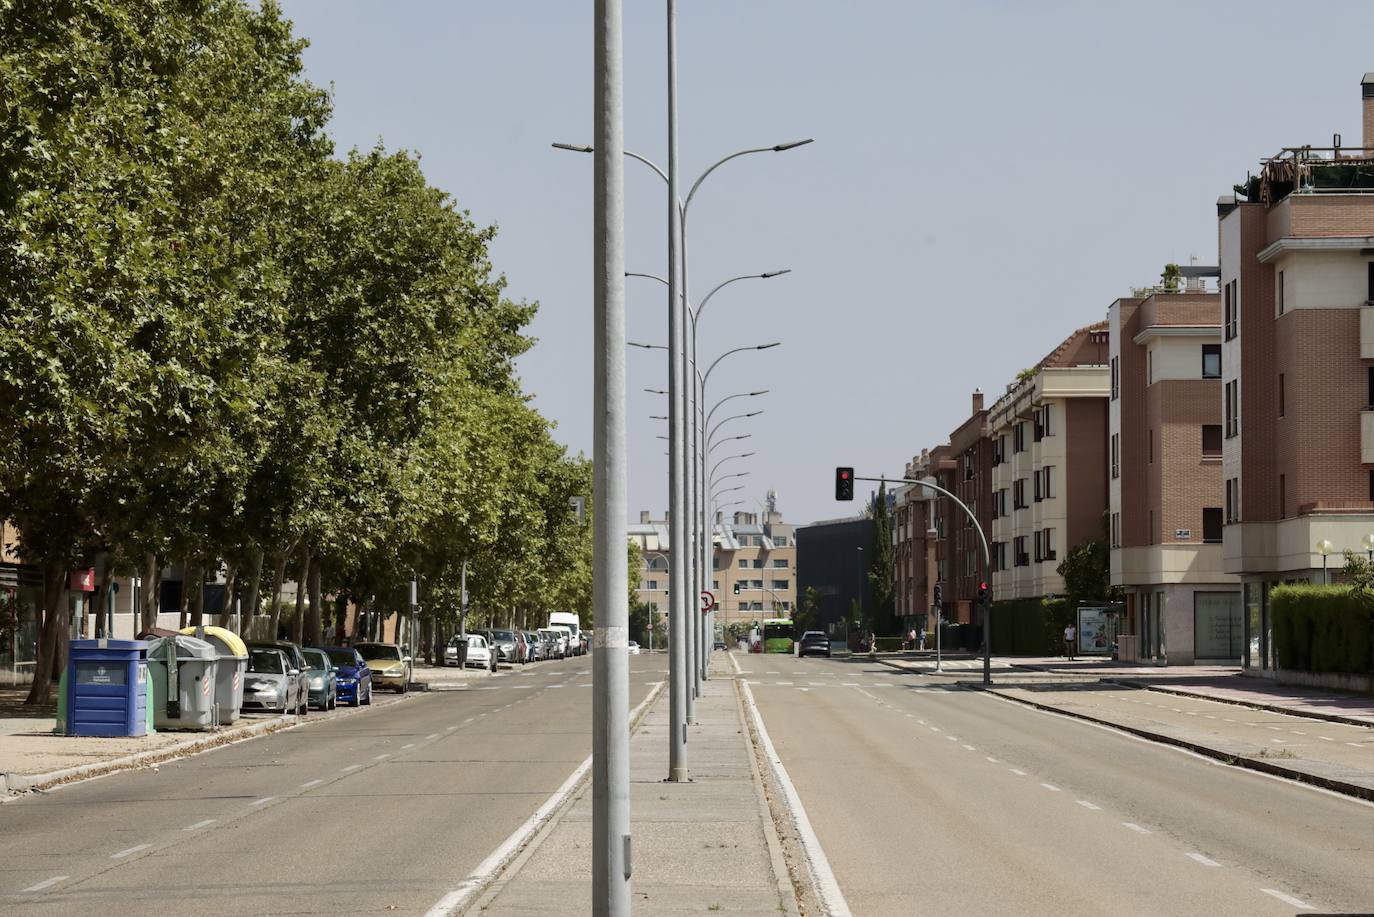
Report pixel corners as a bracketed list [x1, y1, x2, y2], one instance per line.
[243, 647, 308, 715]
[488, 629, 519, 665]
[713, 639, 726, 651]
[354, 642, 412, 693]
[247, 639, 309, 675]
[798, 631, 831, 658]
[514, 630, 530, 664]
[449, 633, 489, 669]
[538, 629, 562, 660]
[321, 646, 372, 706]
[547, 625, 572, 658]
[300, 647, 338, 711]
[627, 641, 640, 655]
[524, 631, 541, 662]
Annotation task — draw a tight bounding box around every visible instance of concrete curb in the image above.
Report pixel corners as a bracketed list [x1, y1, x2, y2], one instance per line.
[2, 690, 424, 797]
[731, 675, 802, 917]
[979, 686, 1374, 803]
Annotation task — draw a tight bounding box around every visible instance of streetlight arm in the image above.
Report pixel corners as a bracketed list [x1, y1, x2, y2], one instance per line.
[705, 390, 768, 430]
[706, 411, 763, 448]
[694, 271, 790, 323]
[684, 140, 814, 213]
[709, 452, 754, 480]
[701, 344, 781, 393]
[708, 433, 751, 454]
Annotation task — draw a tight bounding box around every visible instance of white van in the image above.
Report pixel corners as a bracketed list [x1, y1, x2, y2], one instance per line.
[547, 612, 583, 656]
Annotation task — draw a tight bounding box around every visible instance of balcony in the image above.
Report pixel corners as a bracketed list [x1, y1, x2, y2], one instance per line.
[1364, 411, 1374, 464]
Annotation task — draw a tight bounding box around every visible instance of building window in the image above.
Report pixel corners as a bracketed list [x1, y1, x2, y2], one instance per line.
[1147, 350, 1153, 385]
[1111, 512, 1121, 548]
[1278, 474, 1286, 520]
[1370, 469, 1374, 502]
[712, 580, 719, 591]
[1042, 467, 1054, 500]
[646, 579, 658, 590]
[772, 579, 788, 591]
[1225, 280, 1239, 340]
[1148, 509, 1154, 545]
[1013, 422, 1027, 453]
[1223, 282, 1232, 341]
[751, 579, 763, 589]
[1013, 536, 1028, 567]
[773, 535, 788, 547]
[1202, 425, 1222, 459]
[1277, 270, 1284, 315]
[1279, 373, 1285, 417]
[1202, 508, 1223, 544]
[1110, 433, 1120, 479]
[1110, 356, 1119, 400]
[752, 559, 764, 568]
[772, 558, 788, 568]
[1033, 530, 1043, 563]
[1368, 262, 1374, 303]
[1202, 344, 1221, 379]
[1368, 367, 1374, 409]
[1013, 479, 1026, 510]
[1043, 528, 1056, 562]
[1225, 478, 1234, 524]
[1148, 429, 1153, 464]
[1224, 380, 1239, 438]
[738, 559, 748, 569]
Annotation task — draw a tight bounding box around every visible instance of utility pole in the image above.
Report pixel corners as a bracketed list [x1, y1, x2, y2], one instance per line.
[665, 0, 689, 783]
[457, 559, 469, 668]
[592, 0, 631, 911]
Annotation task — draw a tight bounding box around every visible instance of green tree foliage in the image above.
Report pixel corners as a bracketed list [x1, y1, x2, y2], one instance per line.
[865, 483, 896, 634]
[0, 0, 594, 700]
[1056, 536, 1117, 606]
[1270, 584, 1374, 675]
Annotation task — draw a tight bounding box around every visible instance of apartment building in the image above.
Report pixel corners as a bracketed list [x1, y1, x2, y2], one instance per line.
[1108, 281, 1242, 664]
[949, 391, 994, 619]
[893, 446, 950, 633]
[1218, 72, 1374, 673]
[629, 491, 796, 630]
[989, 323, 1111, 601]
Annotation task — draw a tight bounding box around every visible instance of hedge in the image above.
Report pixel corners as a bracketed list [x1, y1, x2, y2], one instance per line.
[988, 598, 1074, 656]
[1270, 585, 1374, 675]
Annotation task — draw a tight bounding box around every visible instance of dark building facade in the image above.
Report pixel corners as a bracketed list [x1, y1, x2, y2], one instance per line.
[795, 515, 873, 639]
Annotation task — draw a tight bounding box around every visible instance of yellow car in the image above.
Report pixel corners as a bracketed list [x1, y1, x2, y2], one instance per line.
[354, 642, 412, 694]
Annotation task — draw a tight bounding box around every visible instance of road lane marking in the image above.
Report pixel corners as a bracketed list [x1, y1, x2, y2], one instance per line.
[424, 681, 665, 917]
[1121, 822, 1151, 834]
[342, 764, 363, 772]
[110, 844, 150, 859]
[1009, 768, 1027, 776]
[1318, 736, 1334, 741]
[1260, 889, 1314, 909]
[985, 756, 999, 763]
[930, 726, 940, 732]
[1039, 783, 1061, 792]
[21, 876, 68, 893]
[739, 679, 852, 917]
[1186, 852, 1220, 867]
[249, 796, 275, 806]
[1075, 800, 1101, 810]
[401, 743, 415, 750]
[426, 733, 440, 740]
[183, 819, 217, 830]
[1265, 725, 1282, 731]
[374, 753, 391, 760]
[300, 780, 323, 789]
[775, 682, 793, 686]
[944, 735, 957, 742]
[1346, 742, 1367, 747]
[962, 744, 976, 751]
[842, 682, 860, 687]
[1290, 730, 1305, 735]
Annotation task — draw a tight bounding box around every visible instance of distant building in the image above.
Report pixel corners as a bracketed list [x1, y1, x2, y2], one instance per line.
[794, 515, 873, 638]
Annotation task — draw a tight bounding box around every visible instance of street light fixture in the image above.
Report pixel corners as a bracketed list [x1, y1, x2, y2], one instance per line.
[1362, 533, 1374, 562]
[709, 433, 752, 454]
[1316, 539, 1335, 585]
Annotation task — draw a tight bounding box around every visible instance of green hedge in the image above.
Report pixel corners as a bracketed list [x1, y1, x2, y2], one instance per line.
[989, 598, 1074, 655]
[1271, 585, 1374, 674]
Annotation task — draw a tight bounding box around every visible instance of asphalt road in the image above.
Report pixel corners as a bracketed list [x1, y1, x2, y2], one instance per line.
[741, 653, 1374, 917]
[1, 654, 664, 916]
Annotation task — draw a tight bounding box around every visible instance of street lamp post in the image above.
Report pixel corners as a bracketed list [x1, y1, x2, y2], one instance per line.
[1316, 539, 1335, 585]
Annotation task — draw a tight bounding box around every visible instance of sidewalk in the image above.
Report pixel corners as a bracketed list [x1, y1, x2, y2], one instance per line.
[473, 660, 797, 915]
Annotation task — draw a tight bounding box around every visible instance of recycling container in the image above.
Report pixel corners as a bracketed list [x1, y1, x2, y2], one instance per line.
[65, 639, 150, 738]
[180, 625, 249, 725]
[145, 635, 219, 730]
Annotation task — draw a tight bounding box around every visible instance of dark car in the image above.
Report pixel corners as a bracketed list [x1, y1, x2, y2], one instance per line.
[320, 646, 373, 707]
[798, 631, 831, 658]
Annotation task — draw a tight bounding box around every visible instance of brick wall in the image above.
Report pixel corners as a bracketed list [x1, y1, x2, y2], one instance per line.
[1238, 204, 1279, 522]
[1287, 196, 1374, 238]
[1148, 379, 1223, 542]
[1118, 300, 1150, 547]
[1064, 398, 1110, 549]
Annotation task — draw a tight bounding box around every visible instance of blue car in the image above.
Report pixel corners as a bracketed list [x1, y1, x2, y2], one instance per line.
[320, 646, 373, 707]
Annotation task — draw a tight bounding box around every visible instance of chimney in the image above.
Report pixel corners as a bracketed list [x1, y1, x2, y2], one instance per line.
[971, 389, 984, 414]
[1364, 72, 1374, 151]
[640, 510, 650, 524]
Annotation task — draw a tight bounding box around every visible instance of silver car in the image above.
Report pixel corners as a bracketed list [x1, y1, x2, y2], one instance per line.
[243, 647, 308, 715]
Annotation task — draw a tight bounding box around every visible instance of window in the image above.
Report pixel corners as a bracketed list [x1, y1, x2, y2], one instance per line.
[1013, 536, 1029, 567]
[712, 557, 720, 570]
[1043, 528, 1055, 561]
[1148, 350, 1153, 385]
[738, 560, 748, 569]
[1202, 508, 1223, 544]
[1033, 530, 1043, 563]
[772, 579, 789, 591]
[772, 558, 789, 568]
[1202, 425, 1222, 459]
[1041, 404, 1052, 437]
[1224, 280, 1239, 340]
[1368, 262, 1374, 303]
[1110, 433, 1120, 479]
[712, 580, 719, 591]
[1013, 479, 1027, 510]
[1368, 367, 1374, 408]
[965, 551, 976, 577]
[1279, 373, 1285, 417]
[1277, 270, 1284, 316]
[1224, 380, 1239, 438]
[1111, 512, 1121, 548]
[1013, 422, 1027, 453]
[1278, 474, 1286, 520]
[1370, 469, 1374, 502]
[1149, 429, 1153, 464]
[1034, 466, 1053, 501]
[1223, 282, 1232, 340]
[750, 579, 763, 589]
[646, 579, 658, 590]
[1202, 344, 1221, 379]
[1110, 356, 1120, 400]
[1148, 509, 1154, 545]
[964, 451, 976, 480]
[773, 535, 788, 547]
[752, 559, 764, 568]
[1225, 478, 1235, 524]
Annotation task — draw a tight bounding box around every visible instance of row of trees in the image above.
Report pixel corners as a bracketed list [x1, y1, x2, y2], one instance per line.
[1, 1, 595, 703]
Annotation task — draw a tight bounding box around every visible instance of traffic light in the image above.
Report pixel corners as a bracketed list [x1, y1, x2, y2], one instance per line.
[835, 467, 854, 501]
[978, 581, 990, 605]
[733, 582, 741, 596]
[932, 582, 942, 605]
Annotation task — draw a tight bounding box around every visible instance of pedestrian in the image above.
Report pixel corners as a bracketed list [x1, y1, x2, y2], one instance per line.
[868, 631, 877, 658]
[918, 624, 927, 652]
[906, 627, 917, 652]
[1064, 622, 1077, 661]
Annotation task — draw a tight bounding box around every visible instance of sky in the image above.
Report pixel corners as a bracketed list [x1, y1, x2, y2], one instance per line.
[279, 1, 1374, 526]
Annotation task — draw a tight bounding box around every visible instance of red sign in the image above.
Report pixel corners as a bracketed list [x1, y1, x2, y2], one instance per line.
[69, 568, 96, 592]
[700, 590, 715, 612]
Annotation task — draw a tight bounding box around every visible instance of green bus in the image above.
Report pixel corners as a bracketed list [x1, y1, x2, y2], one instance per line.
[761, 618, 794, 654]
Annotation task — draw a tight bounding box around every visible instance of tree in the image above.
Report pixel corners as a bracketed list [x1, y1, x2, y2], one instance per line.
[1056, 536, 1117, 605]
[866, 483, 896, 635]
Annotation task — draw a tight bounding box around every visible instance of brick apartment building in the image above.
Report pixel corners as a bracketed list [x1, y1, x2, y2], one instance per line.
[1218, 72, 1374, 674]
[894, 445, 953, 634]
[1108, 279, 1243, 664]
[989, 323, 1111, 601]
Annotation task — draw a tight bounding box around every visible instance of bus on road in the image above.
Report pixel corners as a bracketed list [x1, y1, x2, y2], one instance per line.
[761, 618, 794, 654]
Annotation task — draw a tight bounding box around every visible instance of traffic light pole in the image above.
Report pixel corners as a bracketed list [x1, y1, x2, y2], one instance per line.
[849, 474, 993, 686]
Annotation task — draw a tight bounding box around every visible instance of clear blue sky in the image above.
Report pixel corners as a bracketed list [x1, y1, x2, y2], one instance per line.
[281, 1, 1374, 525]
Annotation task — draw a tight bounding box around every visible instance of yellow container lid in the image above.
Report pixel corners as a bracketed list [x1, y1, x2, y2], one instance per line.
[179, 625, 249, 658]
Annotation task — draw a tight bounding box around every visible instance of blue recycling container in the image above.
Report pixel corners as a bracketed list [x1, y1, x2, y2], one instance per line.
[66, 639, 150, 737]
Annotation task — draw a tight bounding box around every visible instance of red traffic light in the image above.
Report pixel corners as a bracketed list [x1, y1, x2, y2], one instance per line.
[835, 466, 855, 501]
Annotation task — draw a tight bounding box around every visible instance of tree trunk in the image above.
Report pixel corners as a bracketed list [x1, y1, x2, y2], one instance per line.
[190, 560, 205, 627]
[24, 562, 67, 706]
[177, 557, 192, 629]
[216, 560, 239, 629]
[94, 563, 113, 639]
[291, 543, 310, 645]
[242, 547, 264, 629]
[306, 556, 322, 646]
[141, 553, 158, 633]
[267, 551, 288, 639]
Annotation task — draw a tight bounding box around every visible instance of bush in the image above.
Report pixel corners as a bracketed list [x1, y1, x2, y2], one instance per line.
[989, 597, 1073, 655]
[1270, 585, 1374, 674]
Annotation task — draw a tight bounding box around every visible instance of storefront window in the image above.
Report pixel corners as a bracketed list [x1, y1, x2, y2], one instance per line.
[1194, 591, 1242, 660]
[1243, 583, 1261, 669]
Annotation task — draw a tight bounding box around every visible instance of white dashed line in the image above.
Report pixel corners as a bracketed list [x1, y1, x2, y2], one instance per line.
[961, 744, 976, 751]
[21, 876, 68, 893]
[842, 682, 860, 687]
[944, 735, 957, 742]
[1039, 783, 1061, 792]
[110, 844, 150, 859]
[1009, 768, 1027, 776]
[374, 753, 391, 760]
[183, 819, 217, 830]
[1121, 822, 1151, 834]
[300, 780, 323, 789]
[930, 726, 940, 732]
[775, 682, 793, 686]
[401, 743, 415, 750]
[1318, 736, 1334, 741]
[342, 764, 363, 772]
[1186, 852, 1221, 867]
[426, 733, 439, 740]
[1075, 800, 1101, 810]
[1265, 726, 1282, 731]
[1260, 889, 1314, 909]
[984, 756, 999, 763]
[1290, 730, 1306, 736]
[249, 796, 275, 806]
